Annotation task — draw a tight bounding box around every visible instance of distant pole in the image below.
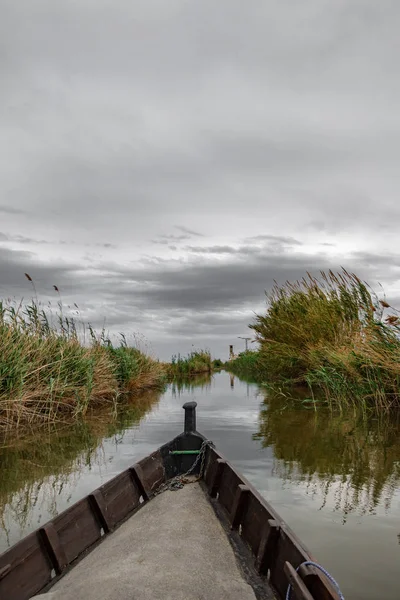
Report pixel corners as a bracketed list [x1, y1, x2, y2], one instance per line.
[229, 345, 234, 359]
[238, 336, 251, 351]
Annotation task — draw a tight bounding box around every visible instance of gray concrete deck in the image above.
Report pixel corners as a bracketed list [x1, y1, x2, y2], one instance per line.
[31, 482, 261, 600]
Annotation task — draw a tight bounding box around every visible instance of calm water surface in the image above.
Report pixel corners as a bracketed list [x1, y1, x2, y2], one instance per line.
[1, 371, 400, 600]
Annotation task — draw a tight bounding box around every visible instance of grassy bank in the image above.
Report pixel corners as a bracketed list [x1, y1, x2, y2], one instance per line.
[227, 269, 400, 411]
[0, 299, 166, 432]
[166, 350, 213, 377]
[224, 350, 263, 380]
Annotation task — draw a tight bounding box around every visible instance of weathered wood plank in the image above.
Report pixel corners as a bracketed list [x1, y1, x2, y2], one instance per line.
[241, 492, 275, 555]
[217, 464, 244, 515]
[129, 465, 149, 501]
[132, 450, 165, 497]
[255, 519, 280, 575]
[269, 526, 311, 599]
[39, 523, 68, 574]
[209, 459, 226, 498]
[203, 446, 215, 486]
[89, 489, 114, 533]
[0, 564, 11, 580]
[52, 497, 102, 565]
[284, 561, 315, 600]
[99, 470, 141, 527]
[230, 484, 250, 529]
[203, 445, 222, 489]
[0, 532, 52, 600]
[298, 564, 339, 600]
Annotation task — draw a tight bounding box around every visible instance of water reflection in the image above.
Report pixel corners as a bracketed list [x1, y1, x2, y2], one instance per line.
[170, 372, 213, 396]
[254, 390, 400, 521]
[1, 372, 400, 600]
[0, 389, 162, 545]
[0, 375, 212, 548]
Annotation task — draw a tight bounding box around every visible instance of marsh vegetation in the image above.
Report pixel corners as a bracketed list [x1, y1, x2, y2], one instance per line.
[227, 269, 400, 411]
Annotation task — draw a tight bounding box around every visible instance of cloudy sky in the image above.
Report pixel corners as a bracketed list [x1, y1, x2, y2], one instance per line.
[1, 1, 400, 360]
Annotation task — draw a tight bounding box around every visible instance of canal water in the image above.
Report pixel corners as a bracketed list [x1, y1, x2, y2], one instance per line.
[1, 371, 399, 600]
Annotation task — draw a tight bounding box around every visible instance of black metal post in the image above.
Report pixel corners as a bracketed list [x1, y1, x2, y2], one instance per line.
[183, 401, 197, 433]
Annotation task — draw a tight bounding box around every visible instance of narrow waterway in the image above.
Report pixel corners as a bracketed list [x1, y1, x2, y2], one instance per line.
[1, 371, 399, 600]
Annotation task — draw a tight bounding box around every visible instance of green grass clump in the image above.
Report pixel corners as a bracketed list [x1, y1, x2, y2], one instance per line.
[212, 358, 224, 369]
[0, 296, 166, 432]
[229, 269, 400, 411]
[225, 350, 263, 380]
[167, 350, 213, 377]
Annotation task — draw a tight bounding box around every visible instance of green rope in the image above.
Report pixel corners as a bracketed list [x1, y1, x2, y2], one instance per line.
[169, 450, 200, 455]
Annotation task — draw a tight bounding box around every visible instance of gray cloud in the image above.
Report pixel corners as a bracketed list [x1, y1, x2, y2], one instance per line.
[0, 206, 28, 215]
[2, 239, 400, 360]
[1, 234, 59, 245]
[184, 245, 242, 255]
[153, 234, 191, 244]
[175, 225, 204, 237]
[1, 0, 400, 358]
[244, 235, 303, 246]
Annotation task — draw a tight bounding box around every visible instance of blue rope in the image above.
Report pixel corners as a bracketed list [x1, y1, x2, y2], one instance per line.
[285, 560, 345, 600]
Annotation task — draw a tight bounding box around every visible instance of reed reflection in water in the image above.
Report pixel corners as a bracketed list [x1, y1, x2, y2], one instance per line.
[0, 388, 162, 549]
[1, 372, 400, 600]
[254, 389, 400, 522]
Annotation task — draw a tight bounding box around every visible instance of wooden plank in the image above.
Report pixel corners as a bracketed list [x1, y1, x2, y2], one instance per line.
[99, 470, 141, 527]
[203, 445, 219, 488]
[52, 497, 102, 565]
[209, 459, 226, 498]
[130, 463, 150, 501]
[0, 564, 11, 580]
[255, 519, 280, 575]
[230, 484, 250, 529]
[132, 450, 165, 497]
[284, 562, 315, 600]
[217, 464, 244, 515]
[298, 564, 339, 600]
[241, 493, 275, 555]
[269, 526, 310, 599]
[130, 465, 149, 501]
[39, 523, 68, 574]
[89, 489, 114, 533]
[0, 532, 52, 600]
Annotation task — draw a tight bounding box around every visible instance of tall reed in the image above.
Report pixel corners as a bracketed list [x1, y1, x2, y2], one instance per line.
[166, 350, 213, 377]
[230, 269, 400, 410]
[225, 350, 264, 380]
[0, 293, 166, 432]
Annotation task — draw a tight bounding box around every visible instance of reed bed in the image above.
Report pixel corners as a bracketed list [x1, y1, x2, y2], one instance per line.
[166, 350, 213, 377]
[229, 269, 400, 411]
[225, 350, 264, 380]
[0, 291, 166, 432]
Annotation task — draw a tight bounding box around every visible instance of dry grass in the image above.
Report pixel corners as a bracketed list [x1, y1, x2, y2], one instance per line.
[234, 269, 400, 410]
[0, 292, 166, 432]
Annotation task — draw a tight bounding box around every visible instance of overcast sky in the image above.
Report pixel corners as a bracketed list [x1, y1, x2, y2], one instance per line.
[1, 1, 400, 360]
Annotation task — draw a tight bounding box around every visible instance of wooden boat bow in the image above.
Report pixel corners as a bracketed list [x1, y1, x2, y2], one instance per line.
[0, 402, 341, 600]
